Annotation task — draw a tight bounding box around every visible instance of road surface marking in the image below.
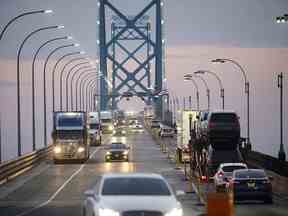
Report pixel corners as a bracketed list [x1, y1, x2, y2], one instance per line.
[15, 147, 100, 216]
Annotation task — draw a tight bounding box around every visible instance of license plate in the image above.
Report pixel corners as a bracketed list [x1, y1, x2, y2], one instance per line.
[247, 182, 255, 188]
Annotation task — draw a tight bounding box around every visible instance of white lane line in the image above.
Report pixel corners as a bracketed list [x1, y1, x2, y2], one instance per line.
[15, 147, 100, 216]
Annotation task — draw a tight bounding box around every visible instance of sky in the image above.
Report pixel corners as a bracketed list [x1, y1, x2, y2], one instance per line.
[0, 0, 288, 161]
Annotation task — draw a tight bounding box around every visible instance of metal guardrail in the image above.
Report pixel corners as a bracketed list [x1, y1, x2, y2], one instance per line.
[0, 145, 52, 185]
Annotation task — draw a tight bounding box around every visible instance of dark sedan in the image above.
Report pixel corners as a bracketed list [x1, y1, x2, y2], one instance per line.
[228, 169, 273, 203]
[105, 143, 130, 162]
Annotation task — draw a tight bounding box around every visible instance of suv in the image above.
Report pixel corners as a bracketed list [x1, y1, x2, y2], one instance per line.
[207, 147, 244, 177]
[206, 110, 240, 149]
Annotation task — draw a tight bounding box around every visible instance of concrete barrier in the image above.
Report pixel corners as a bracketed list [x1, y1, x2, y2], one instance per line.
[207, 192, 234, 216]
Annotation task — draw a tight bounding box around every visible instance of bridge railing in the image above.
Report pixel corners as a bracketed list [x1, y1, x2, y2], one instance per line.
[0, 145, 52, 185]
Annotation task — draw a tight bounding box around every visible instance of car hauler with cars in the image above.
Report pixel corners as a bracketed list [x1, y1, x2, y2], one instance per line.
[52, 111, 90, 163]
[88, 112, 101, 146]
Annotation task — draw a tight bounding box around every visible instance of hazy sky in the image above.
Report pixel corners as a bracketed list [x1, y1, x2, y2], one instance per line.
[0, 0, 288, 160]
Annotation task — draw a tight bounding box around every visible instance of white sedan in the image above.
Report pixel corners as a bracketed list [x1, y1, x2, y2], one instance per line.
[83, 173, 184, 216]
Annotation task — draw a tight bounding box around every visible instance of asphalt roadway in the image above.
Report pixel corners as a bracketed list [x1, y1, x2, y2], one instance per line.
[0, 130, 204, 216]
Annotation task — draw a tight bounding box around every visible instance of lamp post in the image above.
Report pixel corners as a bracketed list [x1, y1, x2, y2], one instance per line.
[64, 62, 91, 111]
[79, 73, 99, 111]
[43, 43, 78, 147]
[90, 84, 98, 111]
[85, 79, 97, 111]
[185, 74, 210, 110]
[184, 77, 200, 110]
[277, 73, 286, 161]
[52, 56, 85, 112]
[0, 9, 53, 40]
[31, 36, 70, 151]
[212, 58, 251, 150]
[16, 25, 63, 156]
[70, 67, 96, 110]
[193, 70, 225, 110]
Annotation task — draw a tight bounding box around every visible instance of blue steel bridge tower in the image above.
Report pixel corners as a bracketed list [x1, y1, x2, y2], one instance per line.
[98, 0, 165, 119]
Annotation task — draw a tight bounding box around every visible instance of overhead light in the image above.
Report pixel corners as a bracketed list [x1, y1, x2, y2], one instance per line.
[74, 43, 80, 47]
[80, 51, 86, 54]
[57, 25, 65, 29]
[44, 9, 53, 14]
[66, 36, 73, 40]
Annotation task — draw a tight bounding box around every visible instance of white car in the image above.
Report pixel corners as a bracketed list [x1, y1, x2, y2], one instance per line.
[214, 162, 248, 191]
[83, 173, 184, 216]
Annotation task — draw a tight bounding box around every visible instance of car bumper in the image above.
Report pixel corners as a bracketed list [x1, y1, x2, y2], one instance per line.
[105, 154, 128, 161]
[233, 191, 272, 200]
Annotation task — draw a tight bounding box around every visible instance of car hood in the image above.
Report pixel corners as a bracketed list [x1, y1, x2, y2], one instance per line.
[98, 196, 180, 212]
[108, 149, 126, 153]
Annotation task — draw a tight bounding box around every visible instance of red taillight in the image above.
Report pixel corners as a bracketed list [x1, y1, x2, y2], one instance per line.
[208, 122, 216, 129]
[217, 171, 224, 178]
[201, 175, 208, 181]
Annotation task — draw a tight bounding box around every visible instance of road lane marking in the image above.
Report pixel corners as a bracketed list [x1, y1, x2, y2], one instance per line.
[15, 147, 100, 216]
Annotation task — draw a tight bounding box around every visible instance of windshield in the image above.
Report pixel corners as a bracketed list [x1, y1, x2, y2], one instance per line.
[210, 113, 238, 123]
[235, 170, 267, 179]
[110, 144, 126, 149]
[57, 114, 84, 127]
[222, 165, 247, 172]
[101, 177, 171, 196]
[90, 123, 99, 129]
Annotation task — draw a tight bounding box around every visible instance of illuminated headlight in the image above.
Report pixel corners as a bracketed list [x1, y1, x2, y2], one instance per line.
[165, 208, 183, 216]
[99, 208, 120, 216]
[106, 151, 111, 155]
[113, 130, 116, 134]
[123, 150, 128, 155]
[108, 126, 113, 131]
[77, 147, 85, 153]
[121, 137, 126, 143]
[54, 146, 61, 154]
[121, 130, 126, 135]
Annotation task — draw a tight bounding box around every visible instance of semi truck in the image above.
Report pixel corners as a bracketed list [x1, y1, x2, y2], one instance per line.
[100, 111, 114, 134]
[52, 111, 90, 163]
[88, 112, 101, 146]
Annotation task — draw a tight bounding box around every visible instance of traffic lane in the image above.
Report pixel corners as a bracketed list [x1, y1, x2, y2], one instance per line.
[0, 146, 101, 216]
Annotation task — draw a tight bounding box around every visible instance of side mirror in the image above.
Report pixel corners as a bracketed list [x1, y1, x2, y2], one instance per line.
[175, 190, 185, 196]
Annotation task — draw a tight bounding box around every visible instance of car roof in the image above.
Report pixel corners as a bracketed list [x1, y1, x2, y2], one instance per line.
[233, 168, 265, 173]
[102, 173, 165, 180]
[220, 163, 247, 168]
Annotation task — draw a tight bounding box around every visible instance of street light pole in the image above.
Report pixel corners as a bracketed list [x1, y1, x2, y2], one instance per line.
[212, 58, 251, 150]
[70, 67, 96, 110]
[31, 36, 69, 151]
[184, 77, 200, 110]
[193, 70, 225, 110]
[64, 61, 90, 111]
[43, 44, 76, 147]
[16, 25, 62, 156]
[79, 74, 98, 111]
[278, 72, 286, 161]
[0, 10, 53, 40]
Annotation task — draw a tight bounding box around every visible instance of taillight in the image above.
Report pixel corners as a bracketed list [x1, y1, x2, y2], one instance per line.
[208, 122, 216, 129]
[217, 171, 224, 178]
[201, 175, 208, 182]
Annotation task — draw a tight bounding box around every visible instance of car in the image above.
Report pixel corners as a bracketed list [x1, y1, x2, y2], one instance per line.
[113, 128, 127, 136]
[207, 147, 244, 177]
[130, 123, 144, 132]
[150, 120, 161, 129]
[83, 173, 184, 216]
[105, 143, 130, 162]
[159, 126, 174, 137]
[227, 169, 273, 203]
[204, 110, 240, 150]
[214, 163, 248, 191]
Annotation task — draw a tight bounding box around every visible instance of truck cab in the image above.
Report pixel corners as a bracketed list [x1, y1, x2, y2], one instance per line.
[52, 112, 90, 163]
[88, 112, 101, 146]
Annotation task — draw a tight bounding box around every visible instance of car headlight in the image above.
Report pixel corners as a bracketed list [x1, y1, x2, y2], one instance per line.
[122, 130, 126, 134]
[54, 146, 61, 154]
[99, 208, 120, 216]
[165, 208, 183, 216]
[106, 151, 111, 155]
[77, 147, 85, 153]
[109, 126, 113, 131]
[123, 150, 128, 155]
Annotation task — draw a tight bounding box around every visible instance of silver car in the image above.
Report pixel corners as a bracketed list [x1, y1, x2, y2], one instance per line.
[83, 173, 184, 216]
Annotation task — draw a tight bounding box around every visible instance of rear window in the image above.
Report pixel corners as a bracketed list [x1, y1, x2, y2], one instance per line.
[210, 113, 238, 123]
[235, 170, 266, 179]
[222, 165, 247, 172]
[102, 177, 171, 196]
